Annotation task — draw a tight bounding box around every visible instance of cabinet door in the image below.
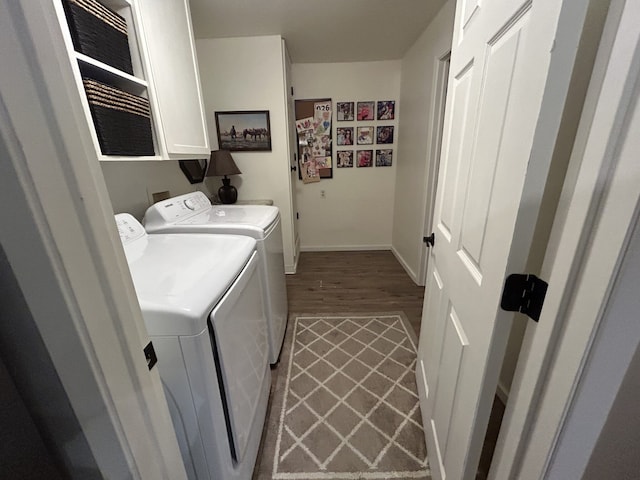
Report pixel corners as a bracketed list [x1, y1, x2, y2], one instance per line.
[137, 0, 209, 157]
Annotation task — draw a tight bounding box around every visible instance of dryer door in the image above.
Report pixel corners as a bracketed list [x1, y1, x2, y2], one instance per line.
[262, 216, 288, 362]
[209, 251, 270, 462]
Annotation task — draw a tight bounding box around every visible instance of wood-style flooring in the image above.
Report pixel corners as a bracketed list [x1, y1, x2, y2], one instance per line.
[286, 250, 425, 335]
[282, 250, 504, 479]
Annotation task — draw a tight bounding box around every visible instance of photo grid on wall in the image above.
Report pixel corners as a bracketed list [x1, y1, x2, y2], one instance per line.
[335, 100, 396, 169]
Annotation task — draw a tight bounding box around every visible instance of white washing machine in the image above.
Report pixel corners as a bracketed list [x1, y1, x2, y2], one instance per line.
[143, 191, 288, 364]
[115, 214, 270, 480]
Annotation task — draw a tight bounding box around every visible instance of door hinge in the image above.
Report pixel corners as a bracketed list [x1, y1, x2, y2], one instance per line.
[291, 86, 294, 96]
[144, 341, 157, 371]
[296, 212, 299, 219]
[423, 233, 435, 247]
[500, 274, 548, 322]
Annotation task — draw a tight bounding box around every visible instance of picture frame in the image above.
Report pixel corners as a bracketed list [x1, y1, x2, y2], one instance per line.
[357, 150, 373, 167]
[337, 151, 354, 168]
[376, 126, 394, 144]
[337, 102, 355, 121]
[357, 126, 374, 145]
[376, 149, 393, 167]
[377, 101, 396, 120]
[337, 127, 354, 145]
[357, 101, 375, 121]
[215, 110, 272, 152]
[316, 156, 332, 169]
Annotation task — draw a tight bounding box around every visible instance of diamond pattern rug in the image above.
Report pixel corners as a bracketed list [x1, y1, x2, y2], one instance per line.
[257, 314, 430, 479]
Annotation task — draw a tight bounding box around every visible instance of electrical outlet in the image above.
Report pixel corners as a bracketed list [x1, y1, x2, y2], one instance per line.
[321, 190, 325, 198]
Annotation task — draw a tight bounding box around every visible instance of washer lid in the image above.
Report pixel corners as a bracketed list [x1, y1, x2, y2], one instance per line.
[115, 214, 256, 336]
[175, 205, 278, 236]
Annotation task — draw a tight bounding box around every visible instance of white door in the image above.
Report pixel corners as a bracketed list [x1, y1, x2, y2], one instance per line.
[416, 0, 581, 478]
[283, 40, 300, 265]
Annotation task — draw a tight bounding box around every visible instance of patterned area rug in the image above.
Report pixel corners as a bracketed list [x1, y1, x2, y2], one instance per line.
[254, 314, 430, 480]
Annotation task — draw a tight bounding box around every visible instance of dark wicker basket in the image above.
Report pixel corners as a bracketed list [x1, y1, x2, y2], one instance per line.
[63, 0, 134, 75]
[83, 78, 154, 156]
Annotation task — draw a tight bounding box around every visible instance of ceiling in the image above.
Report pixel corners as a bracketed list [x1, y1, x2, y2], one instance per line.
[189, 0, 448, 64]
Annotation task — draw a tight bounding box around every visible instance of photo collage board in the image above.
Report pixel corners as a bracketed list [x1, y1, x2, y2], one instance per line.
[295, 98, 333, 183]
[336, 100, 396, 169]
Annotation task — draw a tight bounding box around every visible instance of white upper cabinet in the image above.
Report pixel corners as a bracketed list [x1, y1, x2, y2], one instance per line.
[54, 0, 208, 160]
[54, 0, 160, 160]
[137, 0, 210, 158]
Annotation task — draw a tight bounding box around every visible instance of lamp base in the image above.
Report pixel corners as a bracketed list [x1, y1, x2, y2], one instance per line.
[218, 177, 237, 204]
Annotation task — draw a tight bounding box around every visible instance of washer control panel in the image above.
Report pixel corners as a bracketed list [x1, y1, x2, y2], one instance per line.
[148, 191, 211, 223]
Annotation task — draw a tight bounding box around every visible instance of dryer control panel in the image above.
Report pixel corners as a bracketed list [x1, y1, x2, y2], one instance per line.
[144, 191, 211, 226]
[115, 214, 147, 244]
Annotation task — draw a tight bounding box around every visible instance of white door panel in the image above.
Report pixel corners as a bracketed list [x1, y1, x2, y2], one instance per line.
[418, 0, 575, 478]
[461, 0, 481, 33]
[438, 62, 474, 241]
[421, 264, 445, 406]
[432, 306, 469, 457]
[458, 22, 525, 270]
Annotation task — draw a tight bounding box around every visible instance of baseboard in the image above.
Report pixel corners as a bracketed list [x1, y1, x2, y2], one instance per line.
[289, 252, 299, 275]
[300, 244, 391, 252]
[285, 237, 301, 274]
[496, 380, 509, 404]
[391, 246, 420, 285]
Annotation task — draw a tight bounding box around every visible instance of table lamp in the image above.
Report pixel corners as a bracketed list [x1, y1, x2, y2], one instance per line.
[207, 150, 242, 204]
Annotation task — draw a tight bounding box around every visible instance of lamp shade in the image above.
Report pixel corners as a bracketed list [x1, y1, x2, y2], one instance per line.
[207, 150, 242, 177]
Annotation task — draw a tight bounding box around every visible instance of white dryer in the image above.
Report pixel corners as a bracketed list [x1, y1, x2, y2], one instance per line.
[115, 214, 270, 480]
[144, 191, 288, 364]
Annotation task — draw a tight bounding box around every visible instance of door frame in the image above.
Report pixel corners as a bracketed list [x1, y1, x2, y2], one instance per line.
[490, 0, 638, 476]
[418, 51, 451, 286]
[0, 1, 186, 477]
[282, 39, 300, 274]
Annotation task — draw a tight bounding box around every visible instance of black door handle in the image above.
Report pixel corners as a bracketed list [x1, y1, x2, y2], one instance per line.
[423, 233, 435, 247]
[291, 165, 297, 172]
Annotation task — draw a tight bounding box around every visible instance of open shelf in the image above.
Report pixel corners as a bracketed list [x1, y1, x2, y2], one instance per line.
[100, 0, 132, 9]
[76, 52, 148, 95]
[54, 0, 163, 159]
[99, 154, 163, 162]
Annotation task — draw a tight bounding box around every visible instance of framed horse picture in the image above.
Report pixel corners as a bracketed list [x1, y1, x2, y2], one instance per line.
[214, 110, 272, 152]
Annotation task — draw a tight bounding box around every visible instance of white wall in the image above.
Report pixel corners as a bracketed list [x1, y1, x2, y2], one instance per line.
[101, 161, 205, 219]
[291, 61, 401, 250]
[196, 36, 297, 271]
[391, 0, 455, 283]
